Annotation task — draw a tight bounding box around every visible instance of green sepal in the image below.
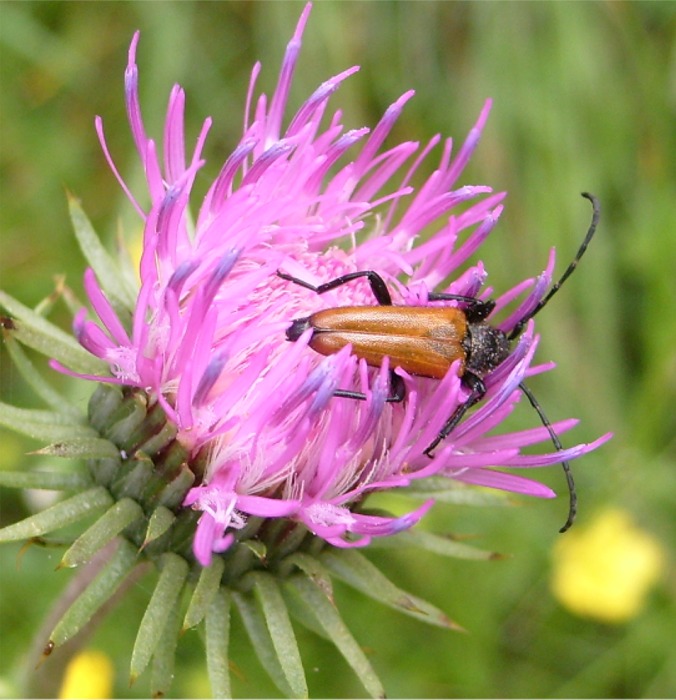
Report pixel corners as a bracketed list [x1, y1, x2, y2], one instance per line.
[142, 506, 176, 550]
[285, 574, 385, 699]
[33, 437, 120, 460]
[2, 334, 82, 419]
[0, 487, 113, 542]
[68, 194, 137, 312]
[102, 391, 149, 448]
[182, 556, 225, 631]
[205, 589, 232, 699]
[50, 538, 139, 647]
[321, 549, 462, 630]
[0, 470, 93, 491]
[130, 552, 189, 684]
[0, 402, 97, 442]
[0, 290, 107, 375]
[59, 498, 144, 569]
[232, 590, 294, 698]
[251, 572, 308, 698]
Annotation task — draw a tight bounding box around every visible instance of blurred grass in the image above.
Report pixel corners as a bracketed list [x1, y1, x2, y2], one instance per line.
[1, 1, 674, 698]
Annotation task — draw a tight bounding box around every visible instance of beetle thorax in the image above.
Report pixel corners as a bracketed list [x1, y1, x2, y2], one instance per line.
[463, 322, 511, 378]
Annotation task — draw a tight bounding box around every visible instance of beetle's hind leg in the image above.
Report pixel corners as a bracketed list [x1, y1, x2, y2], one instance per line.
[277, 270, 393, 305]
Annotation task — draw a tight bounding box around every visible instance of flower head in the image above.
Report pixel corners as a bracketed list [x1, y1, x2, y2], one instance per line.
[54, 4, 609, 567]
[0, 5, 612, 695]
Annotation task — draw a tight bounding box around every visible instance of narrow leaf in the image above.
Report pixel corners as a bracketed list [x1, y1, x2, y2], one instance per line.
[142, 506, 176, 549]
[150, 591, 183, 699]
[2, 335, 82, 419]
[50, 539, 139, 647]
[0, 487, 113, 542]
[0, 290, 107, 375]
[286, 575, 385, 699]
[59, 498, 143, 568]
[371, 528, 500, 560]
[68, 194, 137, 310]
[232, 591, 293, 697]
[33, 437, 120, 460]
[252, 573, 308, 698]
[183, 555, 225, 631]
[205, 588, 231, 699]
[321, 549, 461, 630]
[0, 402, 96, 442]
[130, 552, 189, 684]
[0, 470, 93, 491]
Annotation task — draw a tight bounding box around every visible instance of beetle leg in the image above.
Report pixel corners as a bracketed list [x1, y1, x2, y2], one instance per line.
[277, 270, 392, 305]
[333, 370, 405, 404]
[423, 372, 486, 457]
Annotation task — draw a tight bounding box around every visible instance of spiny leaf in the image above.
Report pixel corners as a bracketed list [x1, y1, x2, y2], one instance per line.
[142, 506, 176, 550]
[150, 592, 183, 699]
[372, 528, 502, 561]
[321, 549, 462, 630]
[0, 470, 93, 491]
[0, 487, 113, 542]
[232, 591, 293, 698]
[130, 553, 189, 684]
[0, 290, 107, 375]
[205, 589, 232, 699]
[33, 437, 120, 460]
[50, 539, 139, 647]
[2, 334, 82, 419]
[59, 498, 144, 569]
[68, 194, 137, 311]
[0, 402, 96, 442]
[183, 556, 225, 631]
[286, 575, 385, 699]
[252, 572, 308, 698]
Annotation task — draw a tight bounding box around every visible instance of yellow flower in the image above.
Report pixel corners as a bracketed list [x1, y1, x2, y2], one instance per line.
[59, 650, 114, 699]
[550, 508, 664, 623]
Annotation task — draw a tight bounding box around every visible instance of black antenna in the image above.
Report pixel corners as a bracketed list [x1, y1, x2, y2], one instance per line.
[509, 192, 600, 341]
[519, 382, 577, 532]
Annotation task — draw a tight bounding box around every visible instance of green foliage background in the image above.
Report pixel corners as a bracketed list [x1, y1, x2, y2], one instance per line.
[1, 2, 674, 697]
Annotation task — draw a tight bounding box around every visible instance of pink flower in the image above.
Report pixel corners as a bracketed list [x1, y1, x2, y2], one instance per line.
[57, 3, 609, 566]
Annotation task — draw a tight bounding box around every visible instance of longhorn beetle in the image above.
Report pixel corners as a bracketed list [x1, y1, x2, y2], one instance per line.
[278, 192, 600, 532]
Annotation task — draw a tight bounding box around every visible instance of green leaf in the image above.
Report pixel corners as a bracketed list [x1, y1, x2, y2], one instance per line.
[130, 552, 189, 684]
[183, 555, 225, 631]
[205, 588, 232, 699]
[59, 498, 144, 568]
[370, 528, 501, 561]
[286, 574, 385, 699]
[150, 590, 183, 699]
[0, 402, 96, 442]
[321, 549, 462, 630]
[0, 487, 113, 542]
[33, 437, 120, 460]
[2, 335, 82, 419]
[252, 572, 308, 698]
[68, 194, 137, 311]
[232, 590, 293, 698]
[142, 505, 176, 549]
[50, 539, 139, 647]
[0, 470, 93, 491]
[0, 291, 107, 375]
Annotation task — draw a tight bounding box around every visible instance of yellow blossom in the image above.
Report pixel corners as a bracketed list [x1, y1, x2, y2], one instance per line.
[550, 508, 664, 623]
[59, 650, 114, 699]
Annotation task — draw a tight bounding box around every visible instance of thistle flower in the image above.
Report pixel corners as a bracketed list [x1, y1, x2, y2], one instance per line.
[0, 4, 610, 697]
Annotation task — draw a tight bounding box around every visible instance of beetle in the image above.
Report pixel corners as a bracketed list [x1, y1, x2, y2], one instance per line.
[278, 192, 600, 532]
